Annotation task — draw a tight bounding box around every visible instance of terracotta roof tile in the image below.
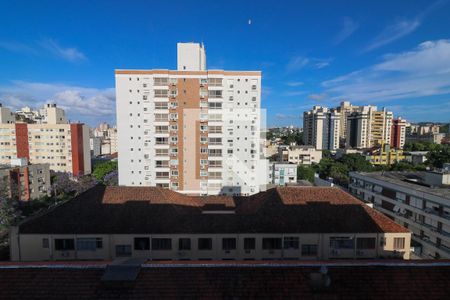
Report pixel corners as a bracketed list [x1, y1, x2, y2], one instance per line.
[0, 263, 449, 299]
[18, 185, 408, 234]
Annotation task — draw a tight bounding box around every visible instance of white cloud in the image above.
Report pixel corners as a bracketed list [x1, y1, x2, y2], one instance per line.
[275, 113, 298, 120]
[334, 17, 359, 45]
[308, 93, 328, 101]
[39, 38, 86, 62]
[283, 90, 308, 97]
[286, 56, 332, 72]
[323, 39, 450, 102]
[0, 38, 86, 62]
[364, 19, 420, 52]
[286, 81, 304, 87]
[0, 81, 114, 125]
[286, 56, 310, 72]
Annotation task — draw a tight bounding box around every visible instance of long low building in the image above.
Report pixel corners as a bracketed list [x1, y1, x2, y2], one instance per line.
[349, 171, 450, 259]
[10, 186, 411, 261]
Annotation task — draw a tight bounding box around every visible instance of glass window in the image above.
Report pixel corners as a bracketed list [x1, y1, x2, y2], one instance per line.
[134, 237, 150, 250]
[77, 238, 102, 251]
[116, 245, 132, 257]
[262, 238, 282, 250]
[222, 238, 236, 250]
[198, 238, 212, 250]
[179, 238, 191, 250]
[330, 237, 355, 249]
[54, 239, 75, 251]
[283, 237, 299, 249]
[393, 237, 405, 250]
[152, 238, 172, 250]
[301, 244, 318, 256]
[356, 238, 376, 249]
[244, 238, 255, 250]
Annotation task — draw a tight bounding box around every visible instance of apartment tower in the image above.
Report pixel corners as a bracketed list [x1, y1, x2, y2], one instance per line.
[391, 117, 407, 149]
[346, 106, 393, 149]
[303, 106, 340, 150]
[0, 104, 91, 176]
[115, 43, 266, 196]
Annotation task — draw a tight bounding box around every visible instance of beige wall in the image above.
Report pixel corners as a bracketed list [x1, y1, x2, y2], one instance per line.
[10, 229, 411, 261]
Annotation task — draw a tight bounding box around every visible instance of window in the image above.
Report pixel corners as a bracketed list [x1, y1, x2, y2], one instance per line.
[222, 238, 236, 251]
[262, 238, 282, 250]
[54, 239, 75, 251]
[42, 238, 49, 248]
[154, 89, 169, 97]
[208, 90, 223, 98]
[77, 238, 103, 251]
[208, 102, 222, 109]
[116, 245, 132, 257]
[154, 77, 169, 86]
[208, 78, 222, 86]
[330, 237, 354, 249]
[179, 238, 191, 250]
[393, 237, 405, 250]
[198, 238, 212, 250]
[155, 102, 168, 110]
[283, 237, 299, 249]
[152, 238, 172, 250]
[301, 244, 318, 256]
[356, 238, 376, 249]
[244, 238, 255, 250]
[134, 237, 150, 250]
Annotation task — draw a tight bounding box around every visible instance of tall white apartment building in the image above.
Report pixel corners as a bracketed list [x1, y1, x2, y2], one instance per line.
[115, 42, 267, 196]
[0, 104, 91, 176]
[303, 106, 340, 150]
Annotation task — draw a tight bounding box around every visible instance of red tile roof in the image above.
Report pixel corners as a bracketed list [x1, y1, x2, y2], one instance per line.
[0, 262, 449, 299]
[18, 185, 408, 234]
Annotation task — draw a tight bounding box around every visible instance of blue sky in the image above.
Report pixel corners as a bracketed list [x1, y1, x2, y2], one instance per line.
[1, 0, 450, 127]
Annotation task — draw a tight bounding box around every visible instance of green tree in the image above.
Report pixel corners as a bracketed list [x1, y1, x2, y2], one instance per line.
[297, 165, 315, 182]
[339, 153, 374, 172]
[426, 145, 450, 168]
[92, 161, 118, 181]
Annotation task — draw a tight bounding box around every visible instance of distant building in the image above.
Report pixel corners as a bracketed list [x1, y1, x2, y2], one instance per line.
[349, 171, 450, 259]
[363, 144, 405, 166]
[303, 106, 340, 150]
[404, 151, 428, 165]
[346, 106, 393, 149]
[391, 117, 407, 149]
[10, 185, 411, 261]
[0, 158, 50, 201]
[278, 145, 322, 165]
[0, 104, 91, 176]
[406, 132, 446, 144]
[0, 103, 15, 124]
[269, 162, 297, 185]
[90, 137, 102, 157]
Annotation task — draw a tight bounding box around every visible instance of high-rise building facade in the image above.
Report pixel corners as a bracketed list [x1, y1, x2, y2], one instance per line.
[0, 104, 91, 176]
[115, 42, 266, 195]
[346, 106, 393, 149]
[303, 106, 340, 150]
[391, 117, 407, 149]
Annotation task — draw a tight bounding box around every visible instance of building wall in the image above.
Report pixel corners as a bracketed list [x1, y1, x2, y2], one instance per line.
[278, 146, 322, 165]
[115, 70, 265, 195]
[0, 123, 91, 175]
[0, 163, 50, 201]
[270, 163, 297, 185]
[349, 172, 450, 259]
[10, 231, 411, 261]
